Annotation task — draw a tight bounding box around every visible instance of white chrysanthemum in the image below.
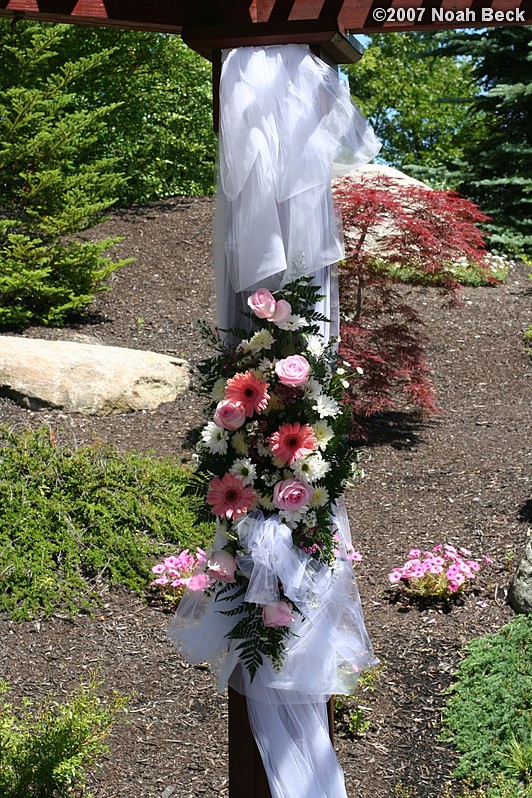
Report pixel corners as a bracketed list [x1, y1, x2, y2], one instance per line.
[305, 334, 324, 358]
[292, 453, 330, 483]
[231, 430, 249, 456]
[276, 314, 309, 331]
[310, 486, 329, 507]
[237, 339, 252, 354]
[229, 458, 257, 485]
[313, 393, 340, 419]
[313, 420, 334, 450]
[248, 328, 275, 354]
[304, 377, 323, 400]
[258, 492, 276, 511]
[211, 378, 227, 402]
[201, 422, 229, 454]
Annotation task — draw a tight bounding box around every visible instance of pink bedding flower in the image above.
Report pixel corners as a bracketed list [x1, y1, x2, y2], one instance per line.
[270, 421, 317, 465]
[226, 371, 270, 417]
[207, 550, 237, 583]
[262, 600, 294, 627]
[275, 355, 311, 387]
[186, 572, 211, 591]
[213, 399, 246, 430]
[273, 478, 313, 512]
[207, 473, 255, 520]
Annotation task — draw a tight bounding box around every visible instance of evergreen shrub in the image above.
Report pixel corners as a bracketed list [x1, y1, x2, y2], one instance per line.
[0, 22, 130, 329]
[442, 615, 532, 788]
[0, 426, 213, 620]
[0, 676, 126, 798]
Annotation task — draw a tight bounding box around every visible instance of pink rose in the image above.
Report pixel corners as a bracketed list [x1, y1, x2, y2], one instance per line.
[270, 299, 292, 323]
[213, 399, 246, 430]
[273, 478, 313, 512]
[207, 550, 237, 583]
[248, 288, 277, 319]
[275, 355, 311, 387]
[262, 600, 294, 628]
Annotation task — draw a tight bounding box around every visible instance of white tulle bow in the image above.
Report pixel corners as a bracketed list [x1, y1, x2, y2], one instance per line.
[236, 511, 330, 607]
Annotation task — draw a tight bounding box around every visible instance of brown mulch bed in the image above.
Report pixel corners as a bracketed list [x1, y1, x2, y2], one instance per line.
[1, 196, 531, 798]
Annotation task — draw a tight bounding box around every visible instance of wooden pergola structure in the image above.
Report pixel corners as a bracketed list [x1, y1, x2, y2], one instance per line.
[1, 1, 529, 796]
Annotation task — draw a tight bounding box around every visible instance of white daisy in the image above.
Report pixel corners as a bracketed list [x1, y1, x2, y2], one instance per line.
[201, 422, 229, 454]
[211, 378, 227, 402]
[248, 328, 275, 354]
[231, 430, 249, 456]
[276, 314, 309, 331]
[310, 486, 329, 507]
[292, 453, 330, 483]
[304, 377, 323, 400]
[229, 458, 257, 485]
[313, 420, 334, 450]
[313, 394, 340, 419]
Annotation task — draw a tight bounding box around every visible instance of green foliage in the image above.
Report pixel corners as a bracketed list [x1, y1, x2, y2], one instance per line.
[54, 26, 217, 202]
[346, 32, 482, 186]
[0, 426, 213, 620]
[0, 21, 130, 329]
[0, 675, 127, 798]
[334, 664, 383, 739]
[433, 28, 532, 256]
[442, 615, 532, 787]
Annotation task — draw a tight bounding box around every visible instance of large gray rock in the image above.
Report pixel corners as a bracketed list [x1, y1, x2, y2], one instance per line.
[508, 537, 532, 614]
[0, 336, 189, 415]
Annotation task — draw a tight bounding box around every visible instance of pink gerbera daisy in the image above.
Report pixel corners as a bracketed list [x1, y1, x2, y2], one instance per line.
[270, 422, 317, 465]
[225, 371, 270, 417]
[206, 473, 255, 520]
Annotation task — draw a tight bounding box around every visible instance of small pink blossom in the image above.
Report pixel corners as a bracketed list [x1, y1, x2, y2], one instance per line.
[262, 601, 294, 627]
[187, 573, 211, 591]
[388, 569, 403, 584]
[408, 548, 421, 558]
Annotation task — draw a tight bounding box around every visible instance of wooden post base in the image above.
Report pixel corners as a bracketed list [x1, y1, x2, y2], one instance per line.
[228, 688, 336, 798]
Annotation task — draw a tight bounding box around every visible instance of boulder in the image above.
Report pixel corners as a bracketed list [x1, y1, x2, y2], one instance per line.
[508, 537, 532, 614]
[0, 336, 189, 415]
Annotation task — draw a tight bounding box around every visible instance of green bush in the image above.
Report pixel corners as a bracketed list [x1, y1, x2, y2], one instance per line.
[0, 22, 130, 329]
[0, 676, 126, 798]
[0, 426, 213, 620]
[442, 615, 532, 787]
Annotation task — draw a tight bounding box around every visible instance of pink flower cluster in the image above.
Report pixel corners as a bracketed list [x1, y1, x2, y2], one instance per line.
[151, 548, 208, 593]
[388, 544, 492, 597]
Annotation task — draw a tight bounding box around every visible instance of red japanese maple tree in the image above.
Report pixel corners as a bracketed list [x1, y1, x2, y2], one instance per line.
[333, 175, 491, 428]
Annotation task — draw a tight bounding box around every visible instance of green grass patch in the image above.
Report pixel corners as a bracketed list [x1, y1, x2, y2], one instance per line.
[0, 425, 213, 620]
[386, 253, 511, 287]
[442, 615, 532, 789]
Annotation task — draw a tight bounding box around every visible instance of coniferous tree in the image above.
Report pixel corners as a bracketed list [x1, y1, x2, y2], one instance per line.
[0, 21, 129, 329]
[435, 27, 532, 256]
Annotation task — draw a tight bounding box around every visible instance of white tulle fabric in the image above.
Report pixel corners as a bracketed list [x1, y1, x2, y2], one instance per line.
[214, 43, 381, 334]
[169, 43, 380, 798]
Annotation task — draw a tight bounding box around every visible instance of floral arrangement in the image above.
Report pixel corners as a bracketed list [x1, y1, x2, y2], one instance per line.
[388, 544, 494, 599]
[179, 278, 362, 677]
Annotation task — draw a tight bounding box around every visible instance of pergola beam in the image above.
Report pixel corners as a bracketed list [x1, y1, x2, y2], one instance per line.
[0, 0, 531, 36]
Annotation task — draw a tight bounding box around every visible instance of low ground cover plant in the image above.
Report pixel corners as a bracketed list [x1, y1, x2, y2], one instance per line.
[442, 615, 532, 789]
[0, 675, 126, 798]
[0, 426, 212, 620]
